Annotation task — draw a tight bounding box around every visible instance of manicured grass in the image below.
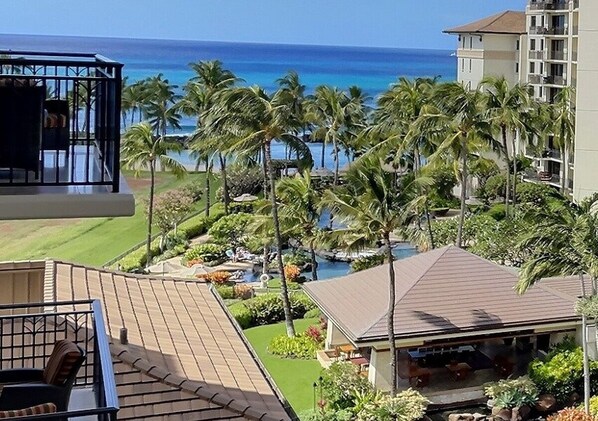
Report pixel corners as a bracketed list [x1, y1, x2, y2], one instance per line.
[0, 170, 220, 266]
[244, 318, 323, 417]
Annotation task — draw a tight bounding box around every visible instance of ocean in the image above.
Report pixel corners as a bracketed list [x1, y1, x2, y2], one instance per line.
[0, 34, 456, 168]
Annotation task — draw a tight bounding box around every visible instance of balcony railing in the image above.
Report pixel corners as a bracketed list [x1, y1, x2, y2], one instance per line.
[529, 26, 567, 36]
[528, 0, 570, 10]
[541, 148, 563, 160]
[529, 50, 544, 60]
[544, 75, 567, 85]
[524, 169, 561, 185]
[529, 74, 543, 84]
[0, 300, 118, 420]
[547, 50, 567, 60]
[0, 51, 123, 192]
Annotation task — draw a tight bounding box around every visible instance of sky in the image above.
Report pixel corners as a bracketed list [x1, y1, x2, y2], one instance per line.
[2, 0, 525, 49]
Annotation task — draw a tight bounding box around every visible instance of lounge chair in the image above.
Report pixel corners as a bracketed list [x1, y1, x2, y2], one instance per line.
[0, 339, 86, 412]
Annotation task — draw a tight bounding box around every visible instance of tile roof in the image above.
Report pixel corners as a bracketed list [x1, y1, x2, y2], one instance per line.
[444, 11, 526, 35]
[304, 246, 579, 344]
[45, 261, 290, 421]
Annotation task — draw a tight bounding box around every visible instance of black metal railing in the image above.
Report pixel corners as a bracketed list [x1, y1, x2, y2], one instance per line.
[0, 51, 122, 192]
[0, 300, 118, 420]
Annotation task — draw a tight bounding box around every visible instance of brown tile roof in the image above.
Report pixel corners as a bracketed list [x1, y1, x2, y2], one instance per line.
[444, 11, 526, 35]
[303, 246, 578, 344]
[45, 261, 290, 421]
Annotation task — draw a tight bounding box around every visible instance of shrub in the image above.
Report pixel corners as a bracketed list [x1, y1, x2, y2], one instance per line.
[427, 165, 458, 201]
[516, 182, 562, 206]
[585, 396, 598, 418]
[201, 271, 231, 285]
[234, 293, 317, 327]
[178, 211, 224, 239]
[321, 362, 374, 410]
[233, 284, 254, 300]
[283, 252, 311, 267]
[356, 388, 429, 421]
[351, 254, 384, 273]
[180, 180, 203, 202]
[268, 333, 321, 359]
[547, 408, 596, 421]
[229, 302, 253, 329]
[484, 377, 538, 409]
[291, 293, 317, 318]
[284, 264, 301, 282]
[484, 174, 507, 200]
[305, 325, 324, 344]
[304, 308, 322, 319]
[486, 203, 507, 221]
[184, 243, 227, 264]
[219, 163, 263, 199]
[215, 285, 234, 299]
[207, 213, 253, 248]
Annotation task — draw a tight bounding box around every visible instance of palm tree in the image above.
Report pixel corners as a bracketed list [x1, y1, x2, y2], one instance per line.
[210, 86, 313, 337]
[516, 195, 598, 413]
[277, 71, 307, 169]
[549, 86, 576, 194]
[144, 74, 181, 138]
[122, 81, 148, 127]
[418, 82, 496, 247]
[276, 171, 321, 281]
[121, 123, 186, 267]
[482, 76, 533, 216]
[320, 155, 429, 394]
[179, 61, 241, 215]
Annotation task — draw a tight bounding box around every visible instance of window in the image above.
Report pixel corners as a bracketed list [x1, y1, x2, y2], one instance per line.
[516, 62, 519, 73]
[462, 36, 465, 49]
[461, 59, 464, 71]
[469, 36, 473, 49]
[539, 87, 543, 98]
[531, 39, 536, 50]
[530, 62, 536, 73]
[469, 59, 472, 72]
[516, 39, 520, 50]
[531, 16, 537, 27]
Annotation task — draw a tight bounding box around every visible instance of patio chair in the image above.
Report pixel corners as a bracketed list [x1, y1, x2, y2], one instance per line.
[0, 339, 86, 412]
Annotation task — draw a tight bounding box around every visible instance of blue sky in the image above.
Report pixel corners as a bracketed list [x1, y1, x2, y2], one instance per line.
[3, 0, 524, 49]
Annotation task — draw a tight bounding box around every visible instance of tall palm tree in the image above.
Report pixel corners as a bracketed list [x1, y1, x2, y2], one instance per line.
[179, 61, 241, 215]
[144, 74, 181, 138]
[277, 70, 307, 166]
[276, 171, 321, 281]
[482, 76, 533, 216]
[122, 81, 148, 127]
[320, 155, 429, 394]
[121, 123, 186, 267]
[516, 195, 598, 413]
[549, 86, 576, 194]
[210, 86, 313, 337]
[418, 82, 496, 247]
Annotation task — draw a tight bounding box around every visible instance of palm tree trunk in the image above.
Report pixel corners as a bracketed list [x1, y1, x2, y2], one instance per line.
[333, 136, 339, 186]
[262, 245, 269, 275]
[501, 126, 510, 217]
[205, 159, 211, 217]
[265, 140, 296, 337]
[579, 275, 591, 413]
[511, 136, 518, 210]
[262, 146, 269, 199]
[146, 161, 156, 268]
[424, 200, 435, 250]
[130, 110, 135, 126]
[219, 153, 230, 215]
[383, 232, 397, 395]
[310, 242, 318, 281]
[320, 139, 326, 168]
[456, 140, 468, 248]
[562, 145, 568, 193]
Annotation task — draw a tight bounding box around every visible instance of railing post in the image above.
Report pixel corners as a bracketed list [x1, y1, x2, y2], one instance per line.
[112, 64, 122, 193]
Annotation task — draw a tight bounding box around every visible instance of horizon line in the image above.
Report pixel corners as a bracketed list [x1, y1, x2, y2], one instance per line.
[0, 32, 454, 53]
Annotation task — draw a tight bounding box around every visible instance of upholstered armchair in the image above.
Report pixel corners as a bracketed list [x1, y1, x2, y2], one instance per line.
[0, 340, 85, 412]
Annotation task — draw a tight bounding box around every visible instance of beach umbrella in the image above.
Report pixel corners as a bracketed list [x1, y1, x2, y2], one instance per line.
[147, 261, 186, 274]
[310, 167, 334, 177]
[233, 193, 259, 202]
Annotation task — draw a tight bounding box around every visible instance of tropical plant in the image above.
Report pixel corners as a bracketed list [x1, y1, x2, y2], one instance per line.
[150, 189, 194, 250]
[547, 86, 576, 193]
[482, 76, 533, 215]
[548, 408, 596, 421]
[417, 82, 496, 247]
[320, 155, 430, 394]
[183, 243, 227, 264]
[484, 377, 538, 410]
[320, 362, 374, 410]
[207, 212, 253, 249]
[121, 122, 186, 266]
[208, 85, 314, 337]
[268, 331, 322, 359]
[350, 254, 385, 273]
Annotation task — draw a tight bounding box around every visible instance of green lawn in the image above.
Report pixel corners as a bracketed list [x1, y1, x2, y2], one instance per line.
[0, 170, 220, 266]
[244, 318, 323, 417]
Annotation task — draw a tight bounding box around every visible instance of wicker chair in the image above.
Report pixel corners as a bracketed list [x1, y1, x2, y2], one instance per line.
[0, 340, 85, 412]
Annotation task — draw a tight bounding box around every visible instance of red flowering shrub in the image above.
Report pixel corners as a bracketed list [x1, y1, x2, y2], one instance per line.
[234, 284, 253, 300]
[187, 258, 203, 267]
[305, 325, 324, 344]
[200, 271, 231, 284]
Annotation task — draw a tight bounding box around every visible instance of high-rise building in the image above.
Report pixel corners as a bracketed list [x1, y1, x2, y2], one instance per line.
[445, 1, 593, 200]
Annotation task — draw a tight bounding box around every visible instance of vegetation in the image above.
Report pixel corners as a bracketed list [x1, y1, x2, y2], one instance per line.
[350, 254, 385, 273]
[484, 377, 538, 410]
[183, 243, 227, 264]
[230, 293, 317, 328]
[548, 408, 596, 421]
[268, 325, 324, 359]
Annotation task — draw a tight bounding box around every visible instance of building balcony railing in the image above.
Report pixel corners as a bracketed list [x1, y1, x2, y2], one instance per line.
[528, 0, 570, 11]
[0, 51, 122, 193]
[529, 26, 567, 36]
[529, 74, 543, 84]
[547, 50, 567, 60]
[541, 148, 563, 160]
[523, 169, 561, 186]
[544, 75, 567, 86]
[529, 50, 544, 60]
[0, 300, 118, 420]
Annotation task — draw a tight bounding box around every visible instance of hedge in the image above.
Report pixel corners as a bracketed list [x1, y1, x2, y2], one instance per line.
[230, 292, 317, 328]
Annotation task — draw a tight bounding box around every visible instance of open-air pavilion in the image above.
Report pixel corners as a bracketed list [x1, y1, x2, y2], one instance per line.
[304, 245, 586, 406]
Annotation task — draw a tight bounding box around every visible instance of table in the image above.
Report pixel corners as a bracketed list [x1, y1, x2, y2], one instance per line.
[349, 357, 369, 370]
[445, 362, 471, 381]
[337, 344, 358, 358]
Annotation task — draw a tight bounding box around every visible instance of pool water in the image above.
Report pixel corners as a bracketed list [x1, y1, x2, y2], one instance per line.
[243, 243, 417, 282]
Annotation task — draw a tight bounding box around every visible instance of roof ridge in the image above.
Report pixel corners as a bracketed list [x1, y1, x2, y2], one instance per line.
[480, 10, 509, 31]
[111, 345, 287, 421]
[360, 245, 454, 338]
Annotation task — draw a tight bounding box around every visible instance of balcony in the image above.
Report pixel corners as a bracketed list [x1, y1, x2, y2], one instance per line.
[523, 169, 561, 186]
[529, 74, 543, 84]
[529, 50, 544, 60]
[541, 148, 563, 160]
[0, 51, 134, 219]
[529, 26, 567, 36]
[544, 75, 567, 86]
[528, 1, 570, 11]
[0, 300, 118, 420]
[547, 50, 567, 60]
